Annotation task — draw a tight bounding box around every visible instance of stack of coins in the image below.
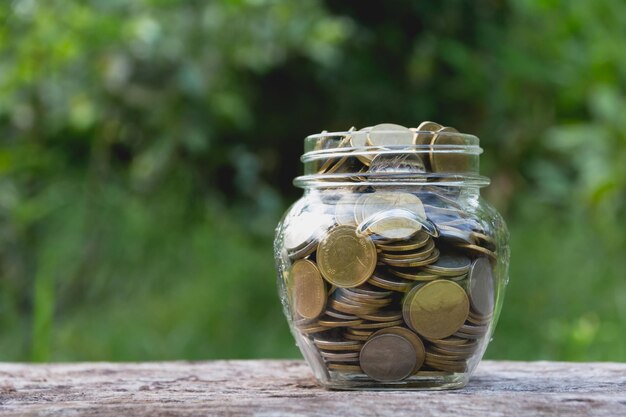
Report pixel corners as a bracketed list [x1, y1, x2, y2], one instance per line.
[283, 123, 497, 382]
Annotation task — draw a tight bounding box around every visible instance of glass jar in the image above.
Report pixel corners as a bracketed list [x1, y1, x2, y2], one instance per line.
[274, 123, 510, 390]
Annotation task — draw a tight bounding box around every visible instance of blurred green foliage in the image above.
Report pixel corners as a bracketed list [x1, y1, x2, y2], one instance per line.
[0, 0, 624, 362]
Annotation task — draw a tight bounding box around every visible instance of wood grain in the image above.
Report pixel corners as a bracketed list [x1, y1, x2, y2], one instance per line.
[0, 360, 624, 416]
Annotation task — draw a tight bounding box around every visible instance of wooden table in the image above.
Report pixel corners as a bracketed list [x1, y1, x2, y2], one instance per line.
[0, 360, 624, 416]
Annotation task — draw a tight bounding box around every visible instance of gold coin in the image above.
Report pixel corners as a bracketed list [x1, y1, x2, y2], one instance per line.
[457, 243, 497, 260]
[288, 260, 326, 320]
[327, 363, 363, 373]
[430, 126, 471, 173]
[414, 121, 443, 145]
[429, 345, 475, 359]
[425, 351, 471, 362]
[351, 319, 404, 329]
[404, 280, 469, 339]
[381, 248, 440, 267]
[389, 269, 439, 281]
[329, 299, 377, 315]
[345, 333, 370, 342]
[357, 311, 403, 322]
[367, 123, 415, 147]
[317, 225, 377, 288]
[348, 128, 375, 166]
[372, 326, 425, 373]
[376, 231, 430, 252]
[424, 357, 468, 373]
[320, 351, 360, 361]
[298, 324, 329, 335]
[346, 328, 376, 336]
[313, 339, 363, 351]
[380, 239, 435, 260]
[362, 211, 422, 240]
[318, 316, 363, 328]
[426, 336, 472, 347]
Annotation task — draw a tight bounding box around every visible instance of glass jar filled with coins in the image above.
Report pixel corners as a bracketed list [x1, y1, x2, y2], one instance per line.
[275, 123, 510, 390]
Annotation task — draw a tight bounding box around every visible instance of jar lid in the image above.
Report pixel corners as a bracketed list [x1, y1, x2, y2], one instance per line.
[295, 123, 490, 188]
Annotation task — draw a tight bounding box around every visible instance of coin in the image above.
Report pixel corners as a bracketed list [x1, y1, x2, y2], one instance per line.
[329, 299, 378, 315]
[368, 123, 415, 147]
[368, 272, 413, 292]
[359, 333, 417, 382]
[325, 308, 359, 321]
[429, 126, 469, 173]
[345, 333, 370, 341]
[467, 257, 495, 317]
[314, 338, 363, 351]
[317, 225, 377, 288]
[358, 311, 403, 322]
[390, 271, 439, 282]
[360, 192, 426, 223]
[348, 128, 375, 166]
[287, 238, 318, 261]
[352, 319, 404, 329]
[376, 231, 430, 252]
[414, 121, 443, 145]
[404, 280, 470, 339]
[381, 248, 440, 267]
[458, 243, 497, 260]
[320, 351, 360, 361]
[289, 260, 327, 320]
[360, 210, 423, 240]
[327, 363, 363, 373]
[368, 153, 425, 175]
[318, 316, 363, 328]
[373, 327, 425, 373]
[422, 254, 472, 276]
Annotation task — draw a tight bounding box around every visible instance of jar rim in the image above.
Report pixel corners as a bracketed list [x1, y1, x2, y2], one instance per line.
[297, 128, 489, 189]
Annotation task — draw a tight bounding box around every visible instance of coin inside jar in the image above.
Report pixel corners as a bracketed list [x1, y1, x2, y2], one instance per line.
[288, 260, 327, 320]
[372, 326, 425, 373]
[468, 257, 495, 317]
[430, 127, 471, 173]
[317, 225, 377, 288]
[367, 123, 415, 147]
[359, 333, 417, 382]
[359, 209, 422, 240]
[404, 280, 469, 339]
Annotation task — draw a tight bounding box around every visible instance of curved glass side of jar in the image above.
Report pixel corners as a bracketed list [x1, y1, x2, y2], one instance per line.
[275, 129, 509, 390]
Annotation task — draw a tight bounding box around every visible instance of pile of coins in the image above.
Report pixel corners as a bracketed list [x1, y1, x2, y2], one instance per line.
[282, 123, 498, 382]
[310, 122, 474, 177]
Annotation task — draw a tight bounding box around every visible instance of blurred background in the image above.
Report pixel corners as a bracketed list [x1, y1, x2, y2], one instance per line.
[1, 0, 625, 362]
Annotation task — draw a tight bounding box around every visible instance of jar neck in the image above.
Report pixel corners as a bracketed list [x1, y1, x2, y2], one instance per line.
[302, 185, 482, 202]
[295, 129, 490, 190]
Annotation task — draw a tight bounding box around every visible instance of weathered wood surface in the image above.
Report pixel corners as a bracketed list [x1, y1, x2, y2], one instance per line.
[0, 360, 624, 416]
